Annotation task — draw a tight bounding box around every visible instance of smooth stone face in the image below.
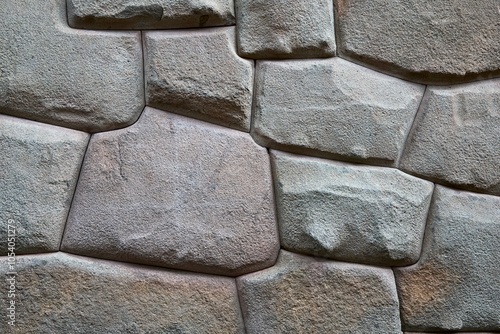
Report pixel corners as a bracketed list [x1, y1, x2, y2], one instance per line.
[0, 252, 244, 333]
[145, 27, 253, 131]
[252, 58, 425, 166]
[235, 0, 336, 59]
[0, 0, 144, 133]
[62, 107, 279, 276]
[395, 186, 500, 331]
[0, 115, 89, 255]
[335, 0, 500, 84]
[67, 0, 235, 29]
[237, 250, 401, 333]
[271, 151, 434, 266]
[399, 79, 500, 195]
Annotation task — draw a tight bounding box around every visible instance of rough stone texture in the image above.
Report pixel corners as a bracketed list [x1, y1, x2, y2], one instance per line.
[0, 252, 244, 333]
[237, 250, 401, 333]
[145, 27, 253, 131]
[67, 0, 235, 29]
[62, 107, 279, 276]
[235, 0, 336, 59]
[400, 79, 500, 195]
[335, 0, 500, 84]
[271, 151, 434, 267]
[0, 115, 89, 255]
[395, 186, 500, 331]
[0, 0, 144, 133]
[252, 58, 425, 166]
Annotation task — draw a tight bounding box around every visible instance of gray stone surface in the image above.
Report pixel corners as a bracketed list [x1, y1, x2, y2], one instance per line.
[145, 27, 253, 131]
[237, 250, 401, 333]
[271, 151, 434, 267]
[235, 0, 336, 59]
[252, 58, 425, 166]
[68, 0, 235, 29]
[400, 79, 500, 195]
[0, 115, 89, 255]
[335, 0, 500, 84]
[0, 0, 144, 133]
[62, 107, 279, 276]
[0, 252, 244, 333]
[395, 186, 500, 331]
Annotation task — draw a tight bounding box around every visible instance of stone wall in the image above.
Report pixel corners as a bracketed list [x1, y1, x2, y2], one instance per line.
[1, 0, 499, 333]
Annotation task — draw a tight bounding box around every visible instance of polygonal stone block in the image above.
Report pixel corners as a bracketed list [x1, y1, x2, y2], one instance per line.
[237, 250, 401, 333]
[0, 0, 144, 132]
[145, 27, 254, 131]
[252, 58, 425, 166]
[62, 107, 279, 276]
[400, 79, 500, 195]
[235, 0, 336, 59]
[272, 151, 434, 267]
[0, 252, 244, 333]
[395, 186, 500, 331]
[0, 115, 89, 255]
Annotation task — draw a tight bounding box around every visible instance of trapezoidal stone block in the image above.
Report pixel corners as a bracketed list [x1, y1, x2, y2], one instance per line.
[0, 115, 89, 255]
[335, 0, 500, 84]
[62, 107, 279, 276]
[0, 0, 144, 133]
[67, 0, 235, 29]
[271, 151, 434, 267]
[400, 79, 500, 195]
[235, 0, 336, 59]
[144, 27, 253, 132]
[395, 186, 500, 331]
[252, 58, 425, 166]
[237, 250, 401, 333]
[0, 252, 244, 333]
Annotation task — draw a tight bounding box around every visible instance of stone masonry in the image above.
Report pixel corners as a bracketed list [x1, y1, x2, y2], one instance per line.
[0, 0, 499, 333]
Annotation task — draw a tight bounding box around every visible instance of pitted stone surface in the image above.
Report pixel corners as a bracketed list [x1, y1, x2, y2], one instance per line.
[0, 115, 89, 255]
[271, 151, 434, 266]
[335, 0, 500, 84]
[235, 0, 336, 59]
[68, 0, 235, 29]
[62, 107, 279, 276]
[400, 79, 500, 195]
[0, 0, 144, 133]
[252, 58, 425, 166]
[0, 252, 244, 333]
[237, 250, 401, 333]
[395, 186, 500, 331]
[145, 27, 253, 131]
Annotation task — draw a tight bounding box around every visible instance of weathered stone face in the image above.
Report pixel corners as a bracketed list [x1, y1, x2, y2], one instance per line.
[400, 79, 500, 195]
[0, 252, 245, 333]
[67, 0, 235, 29]
[0, 115, 89, 255]
[335, 0, 500, 84]
[394, 186, 500, 331]
[62, 107, 279, 276]
[144, 27, 254, 131]
[237, 250, 401, 333]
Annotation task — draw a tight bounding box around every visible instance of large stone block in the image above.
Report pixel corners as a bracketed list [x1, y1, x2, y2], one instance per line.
[400, 79, 500, 195]
[0, 115, 89, 255]
[235, 0, 335, 59]
[0, 252, 244, 333]
[335, 0, 500, 84]
[237, 250, 401, 333]
[271, 151, 434, 266]
[252, 58, 425, 166]
[68, 0, 235, 29]
[145, 27, 253, 131]
[395, 186, 500, 331]
[0, 0, 144, 133]
[62, 107, 279, 276]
